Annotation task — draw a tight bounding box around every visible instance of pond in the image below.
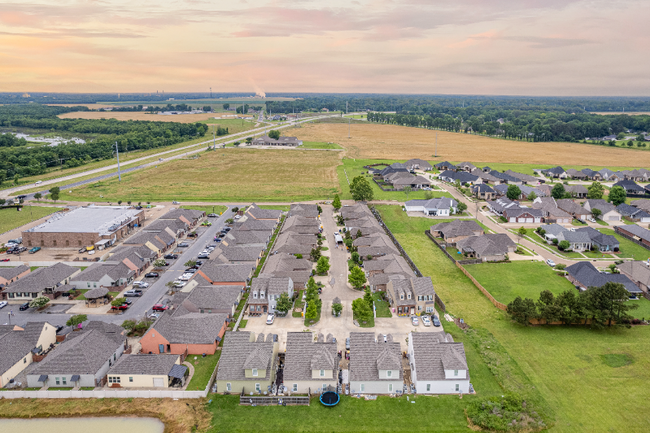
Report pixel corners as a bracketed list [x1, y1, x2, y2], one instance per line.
[1, 132, 86, 146]
[0, 417, 164, 433]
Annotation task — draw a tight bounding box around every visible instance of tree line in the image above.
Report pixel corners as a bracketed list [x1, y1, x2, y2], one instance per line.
[506, 283, 638, 327]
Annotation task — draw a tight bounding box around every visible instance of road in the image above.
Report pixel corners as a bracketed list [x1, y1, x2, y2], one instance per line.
[1, 113, 361, 200]
[4, 207, 235, 327]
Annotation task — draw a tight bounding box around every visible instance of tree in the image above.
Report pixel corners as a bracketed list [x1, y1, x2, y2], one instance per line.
[527, 191, 537, 201]
[332, 301, 343, 316]
[587, 282, 637, 326]
[13, 174, 19, 185]
[306, 277, 319, 302]
[403, 186, 412, 199]
[317, 205, 322, 214]
[424, 191, 434, 200]
[587, 182, 604, 200]
[591, 208, 602, 219]
[305, 301, 319, 320]
[222, 103, 230, 110]
[551, 183, 565, 200]
[332, 194, 341, 210]
[316, 256, 330, 274]
[558, 240, 571, 251]
[268, 129, 281, 140]
[121, 319, 136, 333]
[295, 254, 303, 259]
[506, 296, 537, 325]
[517, 227, 528, 238]
[608, 186, 627, 206]
[117, 200, 122, 205]
[457, 202, 468, 214]
[275, 292, 292, 314]
[356, 229, 363, 239]
[348, 266, 367, 289]
[337, 215, 345, 225]
[234, 141, 241, 147]
[111, 297, 127, 307]
[536, 290, 562, 324]
[66, 314, 87, 327]
[351, 251, 360, 264]
[350, 176, 374, 201]
[352, 297, 373, 322]
[627, 140, 634, 147]
[184, 260, 197, 268]
[226, 218, 234, 224]
[363, 288, 373, 308]
[506, 184, 521, 200]
[310, 247, 321, 262]
[29, 296, 50, 309]
[34, 192, 42, 201]
[151, 259, 165, 268]
[49, 186, 60, 202]
[0, 199, 5, 207]
[245, 136, 253, 144]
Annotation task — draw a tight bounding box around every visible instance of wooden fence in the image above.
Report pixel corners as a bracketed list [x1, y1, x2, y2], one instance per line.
[614, 226, 650, 251]
[240, 389, 310, 406]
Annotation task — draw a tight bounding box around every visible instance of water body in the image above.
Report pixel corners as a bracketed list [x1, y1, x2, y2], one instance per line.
[0, 417, 164, 433]
[2, 132, 86, 147]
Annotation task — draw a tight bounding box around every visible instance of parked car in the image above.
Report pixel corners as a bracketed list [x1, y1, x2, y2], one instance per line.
[132, 281, 149, 288]
[234, 215, 241, 219]
[14, 247, 27, 254]
[345, 338, 350, 350]
[214, 238, 222, 243]
[0, 301, 7, 309]
[411, 316, 419, 326]
[172, 201, 180, 204]
[179, 273, 193, 281]
[9, 238, 22, 244]
[173, 281, 187, 288]
[78, 247, 87, 253]
[164, 254, 178, 260]
[124, 289, 143, 297]
[187, 232, 198, 238]
[28, 247, 41, 254]
[152, 304, 169, 311]
[122, 299, 133, 305]
[195, 260, 203, 266]
[218, 232, 226, 238]
[111, 304, 129, 311]
[546, 259, 556, 267]
[208, 213, 218, 217]
[145, 272, 159, 278]
[0, 258, 9, 262]
[19, 302, 30, 311]
[198, 254, 210, 259]
[184, 268, 197, 273]
[421, 315, 431, 327]
[432, 315, 441, 327]
[266, 313, 275, 325]
[178, 242, 189, 247]
[223, 227, 231, 232]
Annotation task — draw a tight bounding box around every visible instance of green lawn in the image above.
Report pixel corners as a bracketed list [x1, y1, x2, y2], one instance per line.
[599, 228, 650, 261]
[257, 205, 290, 211]
[630, 297, 650, 320]
[185, 352, 221, 391]
[299, 141, 343, 150]
[376, 204, 650, 432]
[338, 158, 453, 202]
[373, 293, 392, 317]
[199, 118, 258, 135]
[0, 206, 63, 235]
[238, 319, 248, 329]
[465, 261, 576, 305]
[467, 162, 638, 176]
[180, 205, 228, 215]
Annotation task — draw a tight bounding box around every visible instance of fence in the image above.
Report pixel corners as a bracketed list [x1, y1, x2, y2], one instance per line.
[0, 388, 208, 399]
[614, 226, 650, 251]
[240, 388, 310, 406]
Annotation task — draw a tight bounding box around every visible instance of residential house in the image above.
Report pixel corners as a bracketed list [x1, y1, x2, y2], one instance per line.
[123, 231, 170, 256]
[212, 245, 263, 266]
[456, 162, 476, 172]
[494, 184, 543, 200]
[575, 227, 619, 252]
[263, 254, 313, 289]
[0, 322, 57, 388]
[598, 168, 615, 180]
[504, 170, 540, 185]
[438, 170, 479, 186]
[429, 220, 484, 244]
[502, 207, 543, 224]
[251, 135, 302, 146]
[284, 332, 338, 394]
[354, 233, 399, 258]
[140, 306, 228, 355]
[248, 276, 294, 316]
[349, 332, 403, 395]
[532, 197, 572, 224]
[470, 169, 501, 185]
[583, 199, 621, 222]
[556, 230, 592, 252]
[197, 262, 255, 286]
[542, 166, 567, 179]
[106, 354, 186, 388]
[389, 174, 431, 190]
[173, 284, 243, 317]
[272, 233, 318, 256]
[631, 199, 650, 212]
[556, 199, 591, 220]
[487, 197, 522, 216]
[215, 331, 279, 394]
[27, 322, 127, 388]
[159, 208, 205, 228]
[70, 262, 136, 291]
[581, 168, 602, 180]
[143, 219, 188, 237]
[617, 261, 650, 293]
[617, 203, 650, 223]
[0, 265, 30, 288]
[565, 262, 641, 295]
[471, 184, 497, 200]
[386, 276, 437, 316]
[404, 197, 458, 216]
[405, 159, 432, 171]
[566, 169, 588, 180]
[564, 185, 588, 199]
[289, 204, 320, 219]
[434, 161, 456, 171]
[615, 224, 650, 249]
[614, 180, 646, 196]
[408, 332, 470, 394]
[221, 230, 270, 248]
[365, 254, 415, 292]
[3, 263, 80, 302]
[105, 245, 155, 275]
[282, 215, 320, 234]
[247, 203, 283, 222]
[456, 234, 516, 261]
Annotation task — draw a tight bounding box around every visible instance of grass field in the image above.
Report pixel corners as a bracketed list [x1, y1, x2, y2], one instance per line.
[599, 228, 650, 260]
[60, 149, 341, 203]
[58, 111, 226, 123]
[185, 352, 220, 391]
[0, 206, 63, 234]
[258, 205, 290, 211]
[375, 204, 650, 432]
[199, 118, 258, 135]
[299, 141, 343, 149]
[180, 205, 228, 215]
[288, 123, 650, 168]
[465, 261, 576, 305]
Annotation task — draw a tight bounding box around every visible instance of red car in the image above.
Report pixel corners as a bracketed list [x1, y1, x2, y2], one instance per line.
[111, 304, 129, 311]
[152, 304, 169, 311]
[0, 258, 9, 262]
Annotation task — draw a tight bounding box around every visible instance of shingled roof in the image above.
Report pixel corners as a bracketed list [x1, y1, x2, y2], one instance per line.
[247, 203, 282, 220]
[284, 332, 338, 381]
[349, 333, 402, 382]
[150, 307, 228, 345]
[4, 263, 78, 293]
[410, 332, 468, 381]
[108, 353, 180, 375]
[216, 331, 276, 381]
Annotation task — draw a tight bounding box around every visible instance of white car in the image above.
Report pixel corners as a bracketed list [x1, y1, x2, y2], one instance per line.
[133, 281, 149, 288]
[234, 215, 241, 219]
[421, 315, 431, 327]
[266, 313, 275, 325]
[411, 316, 419, 326]
[179, 273, 193, 281]
[0, 301, 7, 309]
[173, 280, 187, 288]
[546, 259, 556, 267]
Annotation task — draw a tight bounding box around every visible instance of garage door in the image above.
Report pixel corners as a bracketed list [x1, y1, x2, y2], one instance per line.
[153, 377, 165, 388]
[526, 218, 533, 223]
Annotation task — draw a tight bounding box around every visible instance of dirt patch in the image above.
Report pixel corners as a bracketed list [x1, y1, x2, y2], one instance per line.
[288, 123, 650, 167]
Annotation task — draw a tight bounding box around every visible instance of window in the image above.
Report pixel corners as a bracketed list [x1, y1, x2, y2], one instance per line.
[407, 293, 411, 300]
[386, 370, 392, 378]
[53, 240, 57, 247]
[252, 368, 258, 377]
[320, 369, 325, 377]
[41, 240, 44, 247]
[360, 384, 365, 392]
[87, 283, 91, 288]
[426, 384, 431, 392]
[255, 383, 261, 393]
[400, 293, 404, 300]
[129, 377, 133, 383]
[55, 377, 60, 385]
[454, 370, 458, 376]
[388, 384, 393, 392]
[418, 306, 422, 311]
[78, 240, 82, 246]
[292, 384, 298, 392]
[24, 358, 27, 363]
[455, 384, 460, 392]
[253, 292, 258, 299]
[62, 377, 67, 385]
[226, 383, 231, 392]
[93, 283, 97, 288]
[114, 354, 117, 361]
[108, 376, 121, 384]
[260, 291, 265, 299]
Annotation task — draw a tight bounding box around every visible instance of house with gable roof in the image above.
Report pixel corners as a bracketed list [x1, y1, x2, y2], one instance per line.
[0, 322, 57, 388]
[248, 275, 294, 316]
[408, 332, 470, 394]
[386, 276, 437, 316]
[284, 332, 338, 394]
[349, 332, 403, 394]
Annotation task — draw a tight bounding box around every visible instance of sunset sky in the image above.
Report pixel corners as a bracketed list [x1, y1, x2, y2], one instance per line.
[1, 0, 647, 96]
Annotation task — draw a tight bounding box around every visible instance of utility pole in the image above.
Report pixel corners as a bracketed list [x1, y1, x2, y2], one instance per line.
[115, 141, 122, 181]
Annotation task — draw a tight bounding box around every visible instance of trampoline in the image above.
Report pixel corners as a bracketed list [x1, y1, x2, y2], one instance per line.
[320, 391, 340, 407]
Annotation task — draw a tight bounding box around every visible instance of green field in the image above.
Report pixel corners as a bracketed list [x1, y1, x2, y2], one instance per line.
[0, 206, 63, 235]
[180, 205, 228, 215]
[199, 118, 258, 135]
[299, 141, 343, 150]
[465, 261, 576, 305]
[185, 352, 220, 391]
[467, 162, 639, 176]
[375, 204, 650, 432]
[599, 228, 650, 261]
[257, 205, 290, 211]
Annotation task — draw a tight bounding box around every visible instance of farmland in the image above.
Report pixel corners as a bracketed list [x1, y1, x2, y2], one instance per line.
[288, 122, 650, 167]
[375, 204, 650, 433]
[59, 148, 341, 203]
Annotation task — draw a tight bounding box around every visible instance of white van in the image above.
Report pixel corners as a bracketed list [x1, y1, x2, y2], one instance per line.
[35, 180, 42, 185]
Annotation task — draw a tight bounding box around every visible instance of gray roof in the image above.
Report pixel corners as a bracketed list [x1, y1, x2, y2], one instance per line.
[618, 224, 650, 242]
[541, 223, 568, 237]
[564, 184, 588, 196]
[289, 204, 320, 218]
[503, 170, 539, 183]
[84, 287, 109, 299]
[284, 332, 338, 381]
[0, 322, 51, 376]
[233, 218, 277, 232]
[4, 263, 78, 293]
[223, 230, 269, 246]
[405, 197, 457, 211]
[575, 227, 619, 247]
[273, 233, 317, 255]
[557, 230, 592, 244]
[471, 184, 495, 193]
[282, 215, 320, 234]
[556, 199, 590, 216]
[108, 354, 180, 375]
[199, 262, 254, 283]
[251, 276, 292, 296]
[405, 159, 432, 170]
[263, 254, 312, 285]
[247, 204, 282, 220]
[150, 307, 228, 345]
[143, 219, 188, 234]
[0, 265, 29, 282]
[410, 333, 468, 380]
[389, 276, 436, 306]
[123, 231, 166, 249]
[175, 285, 242, 312]
[159, 208, 204, 222]
[631, 199, 650, 211]
[456, 233, 516, 257]
[216, 331, 275, 381]
[30, 322, 125, 376]
[618, 261, 650, 288]
[214, 245, 263, 263]
[585, 199, 618, 215]
[24, 206, 141, 236]
[566, 262, 640, 294]
[71, 262, 134, 284]
[349, 333, 402, 382]
[430, 220, 483, 238]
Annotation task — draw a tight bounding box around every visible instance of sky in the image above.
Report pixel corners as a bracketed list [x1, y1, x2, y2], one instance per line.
[0, 0, 648, 96]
